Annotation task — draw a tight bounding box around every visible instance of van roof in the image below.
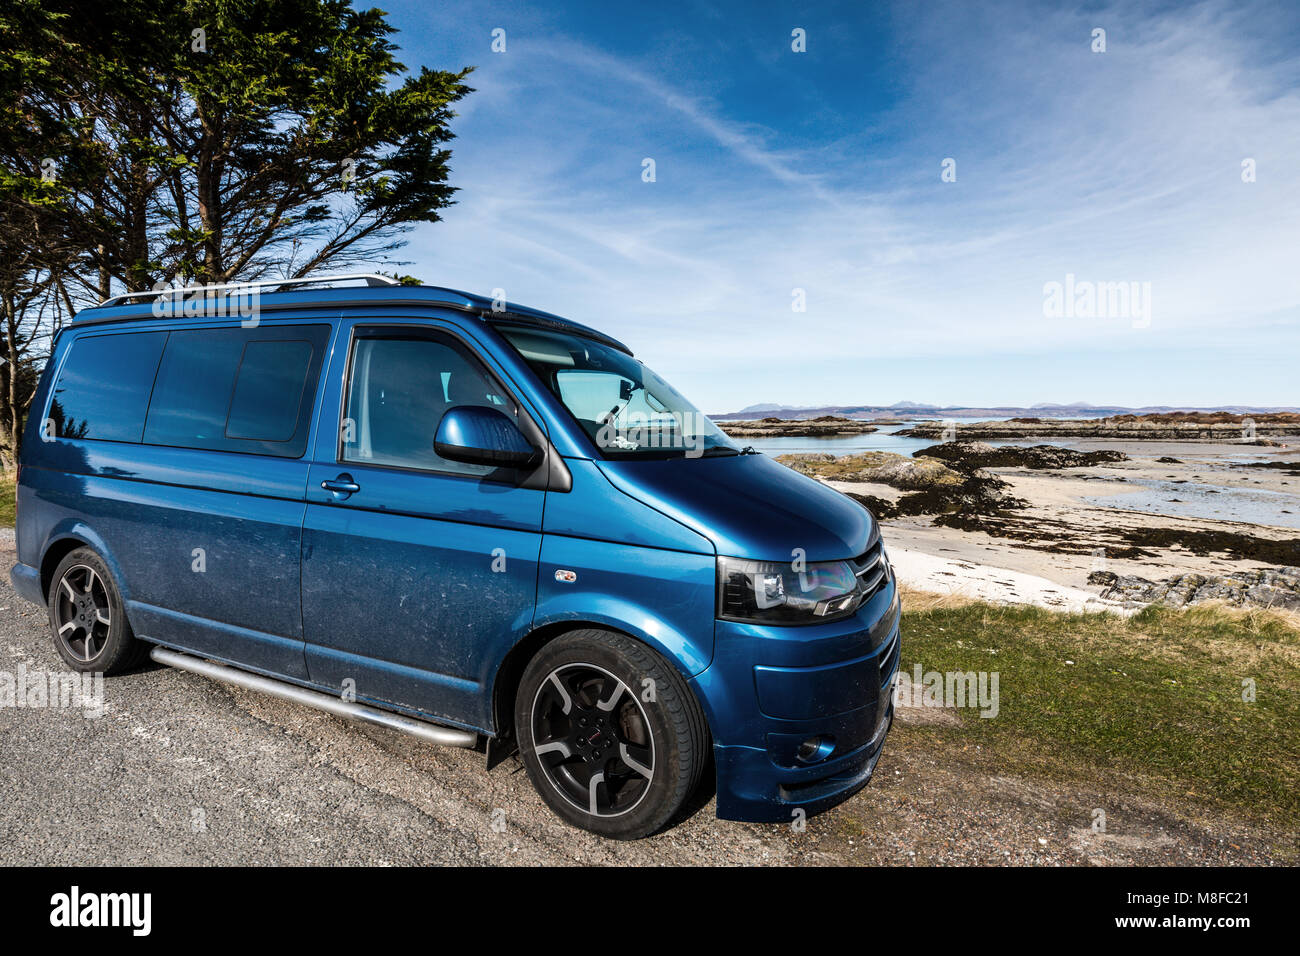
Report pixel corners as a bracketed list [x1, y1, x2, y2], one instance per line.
[71, 282, 633, 356]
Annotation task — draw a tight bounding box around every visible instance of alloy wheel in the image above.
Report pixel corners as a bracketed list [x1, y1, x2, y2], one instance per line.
[530, 662, 655, 818]
[53, 565, 112, 663]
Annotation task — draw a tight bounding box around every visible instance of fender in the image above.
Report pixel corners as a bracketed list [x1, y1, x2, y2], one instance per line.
[526, 597, 712, 680]
[37, 522, 134, 606]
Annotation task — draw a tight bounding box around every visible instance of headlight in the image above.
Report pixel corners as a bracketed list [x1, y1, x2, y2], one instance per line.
[718, 555, 864, 625]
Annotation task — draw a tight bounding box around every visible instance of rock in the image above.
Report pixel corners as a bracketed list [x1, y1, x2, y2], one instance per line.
[915, 441, 1128, 470]
[719, 416, 879, 438]
[775, 450, 1026, 520]
[776, 451, 964, 488]
[1088, 567, 1300, 611]
[779, 452, 835, 463]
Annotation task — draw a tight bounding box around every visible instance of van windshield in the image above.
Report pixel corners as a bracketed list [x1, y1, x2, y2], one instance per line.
[498, 326, 740, 459]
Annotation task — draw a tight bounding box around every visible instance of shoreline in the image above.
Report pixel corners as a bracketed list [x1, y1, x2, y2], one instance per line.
[895, 413, 1300, 441]
[811, 437, 1300, 611]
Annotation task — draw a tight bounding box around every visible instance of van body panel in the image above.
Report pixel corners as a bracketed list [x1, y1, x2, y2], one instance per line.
[301, 498, 541, 730]
[18, 452, 314, 679]
[9, 554, 42, 605]
[126, 603, 312, 681]
[533, 533, 717, 678]
[298, 313, 545, 729]
[541, 458, 713, 555]
[15, 316, 340, 681]
[595, 453, 876, 563]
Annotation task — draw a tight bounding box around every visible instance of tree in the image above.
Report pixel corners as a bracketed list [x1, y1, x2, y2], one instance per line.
[0, 0, 474, 464]
[0, 1, 102, 466]
[46, 0, 474, 294]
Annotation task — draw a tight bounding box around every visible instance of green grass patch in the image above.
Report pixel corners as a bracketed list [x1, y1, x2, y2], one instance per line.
[898, 599, 1300, 830]
[0, 471, 14, 527]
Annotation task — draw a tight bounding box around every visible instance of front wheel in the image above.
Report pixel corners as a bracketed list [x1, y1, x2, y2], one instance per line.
[515, 629, 709, 839]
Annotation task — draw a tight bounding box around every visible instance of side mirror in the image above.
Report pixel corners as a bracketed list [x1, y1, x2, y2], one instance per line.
[435, 405, 540, 469]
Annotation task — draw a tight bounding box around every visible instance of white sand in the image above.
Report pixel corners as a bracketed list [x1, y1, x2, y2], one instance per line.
[889, 547, 1131, 615]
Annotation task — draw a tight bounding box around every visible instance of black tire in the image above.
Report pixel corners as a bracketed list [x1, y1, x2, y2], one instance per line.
[46, 547, 147, 675]
[515, 629, 709, 839]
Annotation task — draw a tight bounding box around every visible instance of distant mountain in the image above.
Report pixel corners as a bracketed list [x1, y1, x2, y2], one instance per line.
[709, 402, 1300, 421]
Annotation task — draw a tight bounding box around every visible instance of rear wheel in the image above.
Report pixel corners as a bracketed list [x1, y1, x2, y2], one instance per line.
[515, 629, 708, 839]
[47, 547, 147, 674]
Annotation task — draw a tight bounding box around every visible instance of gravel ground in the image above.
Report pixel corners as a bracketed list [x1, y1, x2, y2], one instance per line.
[0, 539, 1290, 865]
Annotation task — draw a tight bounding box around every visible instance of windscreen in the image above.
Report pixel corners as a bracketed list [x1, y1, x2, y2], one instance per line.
[499, 326, 739, 459]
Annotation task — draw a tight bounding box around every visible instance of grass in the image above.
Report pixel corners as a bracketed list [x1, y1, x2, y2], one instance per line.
[897, 592, 1300, 831]
[0, 471, 14, 527]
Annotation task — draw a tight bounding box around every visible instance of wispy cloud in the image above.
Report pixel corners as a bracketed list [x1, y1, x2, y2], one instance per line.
[388, 0, 1300, 410]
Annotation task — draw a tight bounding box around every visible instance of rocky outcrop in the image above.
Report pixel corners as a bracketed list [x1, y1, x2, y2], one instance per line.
[719, 415, 878, 438]
[1088, 567, 1300, 611]
[896, 413, 1300, 441]
[775, 450, 1026, 520]
[776, 451, 962, 488]
[915, 441, 1127, 470]
[862, 478, 1028, 521]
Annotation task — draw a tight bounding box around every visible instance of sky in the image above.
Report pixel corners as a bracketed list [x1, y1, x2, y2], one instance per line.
[375, 0, 1300, 413]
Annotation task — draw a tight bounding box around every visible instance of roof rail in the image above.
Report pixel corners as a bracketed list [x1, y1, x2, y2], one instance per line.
[96, 272, 400, 309]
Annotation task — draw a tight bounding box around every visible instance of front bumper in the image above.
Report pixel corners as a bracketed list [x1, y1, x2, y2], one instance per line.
[691, 578, 901, 823]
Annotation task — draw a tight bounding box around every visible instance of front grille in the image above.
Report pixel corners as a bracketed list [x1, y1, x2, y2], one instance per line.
[849, 538, 889, 609]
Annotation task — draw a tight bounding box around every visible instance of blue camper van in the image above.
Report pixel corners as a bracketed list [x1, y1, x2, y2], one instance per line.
[10, 274, 899, 839]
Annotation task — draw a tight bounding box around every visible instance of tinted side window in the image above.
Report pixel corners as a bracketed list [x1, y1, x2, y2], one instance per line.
[341, 333, 515, 476]
[144, 325, 329, 458]
[50, 331, 166, 442]
[226, 340, 316, 442]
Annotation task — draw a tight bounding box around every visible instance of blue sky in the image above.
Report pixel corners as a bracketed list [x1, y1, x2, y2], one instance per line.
[376, 0, 1300, 413]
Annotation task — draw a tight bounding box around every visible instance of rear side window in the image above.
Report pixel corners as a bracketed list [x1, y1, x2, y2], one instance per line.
[49, 331, 167, 442]
[226, 340, 317, 442]
[144, 325, 330, 458]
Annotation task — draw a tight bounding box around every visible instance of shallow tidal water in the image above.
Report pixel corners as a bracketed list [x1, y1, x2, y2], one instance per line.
[1083, 478, 1300, 530]
[738, 420, 1071, 459]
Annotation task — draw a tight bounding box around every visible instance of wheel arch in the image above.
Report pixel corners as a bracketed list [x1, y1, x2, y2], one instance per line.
[489, 618, 712, 756]
[39, 526, 127, 603]
[40, 535, 93, 600]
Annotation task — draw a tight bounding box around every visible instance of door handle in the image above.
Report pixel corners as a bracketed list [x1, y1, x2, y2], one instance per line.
[321, 474, 361, 495]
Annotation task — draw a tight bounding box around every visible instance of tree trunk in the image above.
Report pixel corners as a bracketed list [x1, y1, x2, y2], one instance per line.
[196, 111, 225, 282]
[0, 294, 19, 472]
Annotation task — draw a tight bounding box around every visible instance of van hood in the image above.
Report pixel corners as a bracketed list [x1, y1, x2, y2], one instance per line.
[594, 453, 876, 562]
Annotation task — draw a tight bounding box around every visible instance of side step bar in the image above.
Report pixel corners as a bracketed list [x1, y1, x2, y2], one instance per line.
[149, 646, 479, 749]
